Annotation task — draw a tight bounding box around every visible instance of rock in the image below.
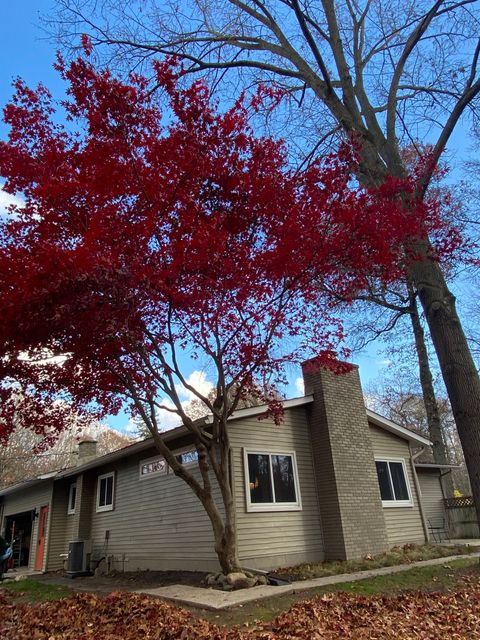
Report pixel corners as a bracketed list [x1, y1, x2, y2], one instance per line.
[255, 575, 268, 585]
[206, 575, 217, 586]
[222, 583, 234, 591]
[226, 572, 247, 585]
[244, 571, 254, 578]
[232, 576, 257, 590]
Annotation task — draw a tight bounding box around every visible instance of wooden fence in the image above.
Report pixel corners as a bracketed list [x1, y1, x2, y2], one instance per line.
[444, 496, 479, 539]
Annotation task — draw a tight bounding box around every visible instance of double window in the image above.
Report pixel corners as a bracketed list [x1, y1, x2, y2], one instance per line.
[139, 449, 199, 480]
[244, 450, 302, 512]
[375, 459, 412, 507]
[96, 472, 115, 512]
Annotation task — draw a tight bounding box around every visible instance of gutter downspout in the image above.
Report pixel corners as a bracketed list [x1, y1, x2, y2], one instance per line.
[411, 445, 430, 543]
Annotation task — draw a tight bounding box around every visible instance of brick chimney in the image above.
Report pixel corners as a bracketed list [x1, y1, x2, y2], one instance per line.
[77, 438, 98, 466]
[302, 360, 388, 560]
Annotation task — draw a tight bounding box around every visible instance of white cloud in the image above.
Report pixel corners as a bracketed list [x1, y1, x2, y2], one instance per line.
[180, 370, 214, 402]
[375, 359, 392, 367]
[295, 377, 305, 396]
[122, 370, 215, 436]
[0, 184, 24, 216]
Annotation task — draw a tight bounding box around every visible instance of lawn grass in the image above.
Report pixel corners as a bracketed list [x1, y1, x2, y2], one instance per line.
[274, 542, 479, 580]
[197, 556, 480, 628]
[1, 578, 72, 603]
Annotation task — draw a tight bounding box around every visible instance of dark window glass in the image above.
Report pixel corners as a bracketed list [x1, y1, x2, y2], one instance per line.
[248, 454, 273, 503]
[376, 461, 393, 500]
[272, 455, 296, 502]
[99, 475, 114, 507]
[390, 462, 409, 500]
[69, 485, 76, 511]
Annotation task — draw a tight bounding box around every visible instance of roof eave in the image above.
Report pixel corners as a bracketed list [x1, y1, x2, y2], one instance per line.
[366, 409, 432, 447]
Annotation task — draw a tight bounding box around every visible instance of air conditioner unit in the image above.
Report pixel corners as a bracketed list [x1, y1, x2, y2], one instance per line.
[66, 540, 92, 577]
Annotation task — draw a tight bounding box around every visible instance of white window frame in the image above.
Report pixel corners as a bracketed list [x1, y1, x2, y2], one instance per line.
[375, 457, 413, 508]
[139, 455, 167, 480]
[67, 482, 77, 515]
[96, 472, 115, 512]
[243, 449, 302, 513]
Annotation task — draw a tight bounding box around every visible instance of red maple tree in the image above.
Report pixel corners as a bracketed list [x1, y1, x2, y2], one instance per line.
[0, 57, 456, 572]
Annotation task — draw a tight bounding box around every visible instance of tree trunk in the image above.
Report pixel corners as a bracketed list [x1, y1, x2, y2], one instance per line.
[408, 286, 455, 496]
[214, 521, 241, 575]
[410, 252, 480, 522]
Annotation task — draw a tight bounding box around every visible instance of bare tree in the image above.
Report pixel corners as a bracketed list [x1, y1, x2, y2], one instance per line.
[49, 0, 480, 519]
[340, 277, 454, 485]
[0, 424, 133, 488]
[366, 367, 467, 496]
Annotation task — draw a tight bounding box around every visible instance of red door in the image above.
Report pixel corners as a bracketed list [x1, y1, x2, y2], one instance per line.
[35, 506, 48, 571]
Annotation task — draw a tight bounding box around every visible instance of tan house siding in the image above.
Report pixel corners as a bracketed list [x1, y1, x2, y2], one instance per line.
[1, 480, 53, 571]
[418, 470, 446, 526]
[369, 424, 426, 546]
[229, 406, 324, 570]
[46, 479, 77, 571]
[87, 448, 220, 572]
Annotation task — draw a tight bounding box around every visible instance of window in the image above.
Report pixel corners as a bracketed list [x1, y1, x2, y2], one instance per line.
[244, 450, 302, 512]
[139, 456, 167, 479]
[96, 472, 115, 512]
[175, 449, 199, 466]
[375, 459, 412, 507]
[67, 483, 77, 515]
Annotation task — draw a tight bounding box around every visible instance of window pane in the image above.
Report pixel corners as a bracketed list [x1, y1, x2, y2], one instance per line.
[141, 458, 166, 476]
[248, 454, 273, 503]
[105, 476, 113, 505]
[376, 461, 393, 500]
[389, 462, 409, 500]
[272, 455, 297, 502]
[99, 478, 106, 506]
[99, 476, 113, 507]
[176, 450, 199, 465]
[69, 485, 76, 511]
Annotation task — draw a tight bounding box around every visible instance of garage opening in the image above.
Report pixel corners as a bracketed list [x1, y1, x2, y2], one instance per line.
[3, 510, 34, 567]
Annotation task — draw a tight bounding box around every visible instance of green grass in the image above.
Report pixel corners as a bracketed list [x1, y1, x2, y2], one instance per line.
[1, 578, 72, 603]
[274, 543, 479, 580]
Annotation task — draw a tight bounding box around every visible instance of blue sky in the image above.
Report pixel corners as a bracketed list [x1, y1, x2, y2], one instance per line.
[0, 2, 417, 433]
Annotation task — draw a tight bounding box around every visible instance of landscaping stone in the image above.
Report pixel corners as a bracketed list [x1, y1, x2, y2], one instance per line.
[226, 572, 247, 585]
[204, 570, 270, 590]
[232, 576, 257, 590]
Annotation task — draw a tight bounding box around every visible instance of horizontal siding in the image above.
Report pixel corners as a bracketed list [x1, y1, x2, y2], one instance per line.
[230, 406, 324, 570]
[418, 470, 446, 525]
[1, 480, 53, 571]
[369, 425, 426, 547]
[88, 448, 221, 572]
[47, 479, 77, 571]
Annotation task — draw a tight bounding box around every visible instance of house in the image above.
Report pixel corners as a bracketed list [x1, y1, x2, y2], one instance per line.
[0, 363, 449, 574]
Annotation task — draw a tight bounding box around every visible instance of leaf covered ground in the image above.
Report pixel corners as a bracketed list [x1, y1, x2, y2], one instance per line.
[2, 573, 480, 639]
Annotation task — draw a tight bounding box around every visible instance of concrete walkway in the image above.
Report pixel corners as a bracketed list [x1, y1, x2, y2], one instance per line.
[1, 567, 42, 582]
[136, 552, 480, 610]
